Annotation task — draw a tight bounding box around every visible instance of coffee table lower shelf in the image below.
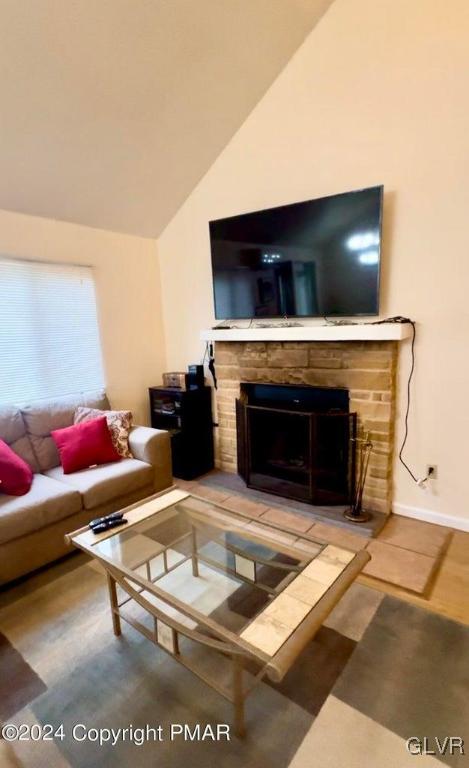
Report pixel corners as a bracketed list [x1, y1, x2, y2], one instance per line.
[103, 549, 369, 737]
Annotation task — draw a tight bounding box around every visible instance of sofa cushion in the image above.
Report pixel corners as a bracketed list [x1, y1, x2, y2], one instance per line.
[0, 405, 39, 471]
[75, 407, 133, 458]
[45, 458, 153, 510]
[0, 474, 82, 545]
[0, 439, 33, 496]
[21, 391, 110, 472]
[52, 417, 121, 474]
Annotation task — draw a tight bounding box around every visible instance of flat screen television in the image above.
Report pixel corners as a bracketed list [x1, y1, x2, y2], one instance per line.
[209, 185, 383, 319]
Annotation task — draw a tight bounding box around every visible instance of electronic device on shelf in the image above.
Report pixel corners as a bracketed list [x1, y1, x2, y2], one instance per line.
[209, 185, 382, 320]
[149, 385, 214, 480]
[161, 365, 205, 391]
[162, 372, 187, 389]
[187, 364, 204, 389]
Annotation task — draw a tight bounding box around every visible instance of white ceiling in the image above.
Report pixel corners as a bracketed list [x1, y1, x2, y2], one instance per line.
[0, 0, 333, 238]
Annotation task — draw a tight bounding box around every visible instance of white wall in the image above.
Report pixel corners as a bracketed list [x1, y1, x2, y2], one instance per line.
[0, 208, 165, 425]
[157, 0, 469, 529]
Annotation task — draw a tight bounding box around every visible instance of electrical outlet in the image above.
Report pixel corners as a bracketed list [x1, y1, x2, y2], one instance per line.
[426, 465, 438, 480]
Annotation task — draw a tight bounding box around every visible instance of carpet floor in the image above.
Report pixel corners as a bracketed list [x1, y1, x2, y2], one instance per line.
[0, 550, 468, 768]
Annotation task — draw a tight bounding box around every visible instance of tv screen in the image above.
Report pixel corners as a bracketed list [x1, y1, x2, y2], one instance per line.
[209, 185, 382, 319]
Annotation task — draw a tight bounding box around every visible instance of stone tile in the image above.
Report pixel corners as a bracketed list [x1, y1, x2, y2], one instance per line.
[321, 544, 355, 566]
[444, 530, 469, 567]
[333, 597, 469, 768]
[242, 521, 297, 547]
[263, 593, 311, 629]
[364, 540, 436, 594]
[182, 497, 247, 531]
[302, 557, 344, 586]
[156, 620, 177, 654]
[174, 478, 198, 491]
[241, 612, 292, 656]
[190, 484, 232, 503]
[292, 537, 323, 558]
[290, 696, 445, 768]
[221, 494, 269, 518]
[324, 582, 383, 641]
[285, 574, 328, 605]
[309, 521, 368, 552]
[178, 495, 214, 514]
[234, 554, 256, 581]
[267, 349, 309, 367]
[194, 470, 385, 537]
[430, 531, 469, 624]
[378, 515, 451, 558]
[260, 506, 313, 533]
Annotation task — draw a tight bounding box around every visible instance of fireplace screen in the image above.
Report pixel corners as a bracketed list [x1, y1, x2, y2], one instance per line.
[236, 383, 356, 506]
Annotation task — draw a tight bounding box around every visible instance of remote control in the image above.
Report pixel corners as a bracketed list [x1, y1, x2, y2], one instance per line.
[89, 511, 124, 529]
[91, 518, 128, 534]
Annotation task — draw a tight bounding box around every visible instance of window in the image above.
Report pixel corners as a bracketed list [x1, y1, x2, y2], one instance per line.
[0, 258, 105, 405]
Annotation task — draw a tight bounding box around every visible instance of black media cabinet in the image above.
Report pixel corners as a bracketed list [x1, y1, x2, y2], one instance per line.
[149, 385, 214, 480]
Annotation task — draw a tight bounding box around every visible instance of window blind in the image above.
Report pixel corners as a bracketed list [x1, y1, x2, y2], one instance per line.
[0, 258, 105, 405]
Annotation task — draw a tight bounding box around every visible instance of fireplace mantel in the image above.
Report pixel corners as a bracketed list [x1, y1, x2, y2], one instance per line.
[201, 322, 412, 343]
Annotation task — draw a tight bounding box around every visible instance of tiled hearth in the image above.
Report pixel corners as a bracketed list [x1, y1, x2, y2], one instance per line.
[213, 340, 398, 515]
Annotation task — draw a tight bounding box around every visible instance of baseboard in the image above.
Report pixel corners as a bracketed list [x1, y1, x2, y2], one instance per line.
[393, 502, 469, 533]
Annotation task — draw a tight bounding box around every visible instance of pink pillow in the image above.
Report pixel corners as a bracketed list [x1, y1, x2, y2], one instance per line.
[0, 439, 33, 496]
[51, 416, 121, 474]
[74, 406, 133, 458]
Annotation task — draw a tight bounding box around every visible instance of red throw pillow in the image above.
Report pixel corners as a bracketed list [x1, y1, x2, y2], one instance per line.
[51, 416, 121, 474]
[0, 439, 34, 496]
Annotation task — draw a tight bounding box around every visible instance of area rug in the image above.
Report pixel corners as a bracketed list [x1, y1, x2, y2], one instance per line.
[1, 555, 467, 768]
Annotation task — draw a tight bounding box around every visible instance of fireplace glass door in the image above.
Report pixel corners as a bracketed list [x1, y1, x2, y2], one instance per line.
[236, 396, 355, 506]
[248, 407, 311, 502]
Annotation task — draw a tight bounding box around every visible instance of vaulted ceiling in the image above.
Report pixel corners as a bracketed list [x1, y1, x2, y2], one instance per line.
[0, 0, 333, 238]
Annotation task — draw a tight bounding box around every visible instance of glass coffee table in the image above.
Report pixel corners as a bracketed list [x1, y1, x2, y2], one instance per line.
[67, 488, 370, 736]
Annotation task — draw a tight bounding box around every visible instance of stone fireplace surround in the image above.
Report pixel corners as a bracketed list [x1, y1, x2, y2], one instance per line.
[211, 338, 399, 515]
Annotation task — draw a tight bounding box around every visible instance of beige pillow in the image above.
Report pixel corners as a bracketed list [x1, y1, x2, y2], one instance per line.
[74, 407, 133, 458]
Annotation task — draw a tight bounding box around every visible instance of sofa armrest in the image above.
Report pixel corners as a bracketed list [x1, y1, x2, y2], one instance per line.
[128, 426, 172, 492]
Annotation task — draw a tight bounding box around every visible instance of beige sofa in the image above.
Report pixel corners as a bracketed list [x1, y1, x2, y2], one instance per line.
[0, 391, 172, 585]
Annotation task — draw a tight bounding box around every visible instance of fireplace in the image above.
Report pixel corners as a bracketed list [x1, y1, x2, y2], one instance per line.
[236, 383, 356, 506]
[211, 339, 399, 515]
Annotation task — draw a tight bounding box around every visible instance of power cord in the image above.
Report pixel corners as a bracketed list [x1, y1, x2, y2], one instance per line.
[398, 320, 418, 482]
[395, 320, 434, 486]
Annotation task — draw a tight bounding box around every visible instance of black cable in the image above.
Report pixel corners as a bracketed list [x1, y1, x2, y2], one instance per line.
[371, 315, 412, 325]
[208, 342, 217, 389]
[398, 320, 419, 482]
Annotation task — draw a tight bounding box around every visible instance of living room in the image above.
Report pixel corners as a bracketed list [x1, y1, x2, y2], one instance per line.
[0, 1, 468, 767]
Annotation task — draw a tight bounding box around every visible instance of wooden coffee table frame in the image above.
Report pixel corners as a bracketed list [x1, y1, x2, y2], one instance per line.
[67, 488, 370, 736]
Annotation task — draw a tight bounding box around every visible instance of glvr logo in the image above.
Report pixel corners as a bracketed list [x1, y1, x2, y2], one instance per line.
[406, 737, 465, 756]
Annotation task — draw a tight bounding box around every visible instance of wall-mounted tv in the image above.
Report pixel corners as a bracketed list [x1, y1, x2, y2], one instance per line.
[209, 185, 383, 319]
